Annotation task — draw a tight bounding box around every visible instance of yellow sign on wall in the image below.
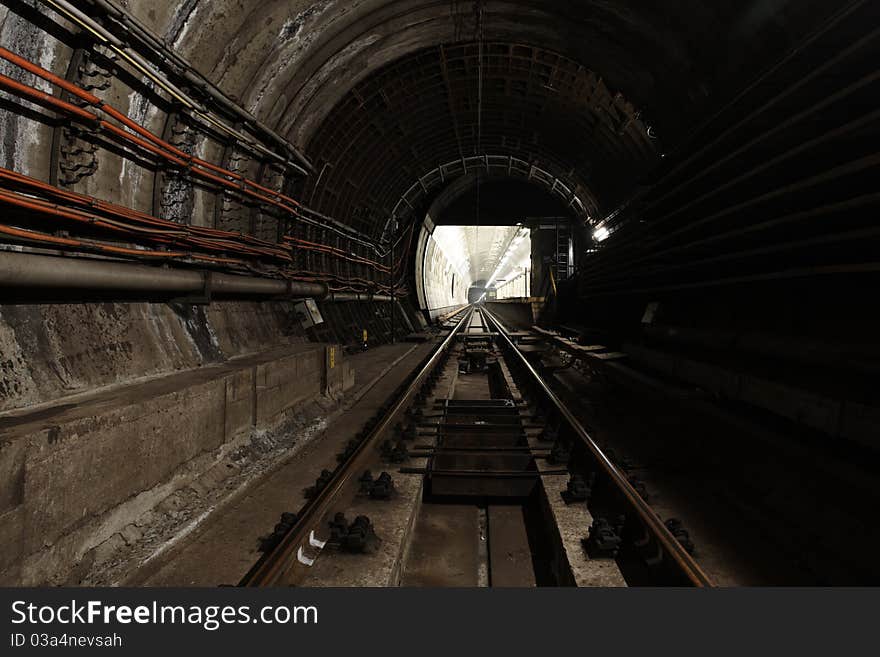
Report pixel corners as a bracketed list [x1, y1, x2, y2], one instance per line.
[328, 347, 336, 369]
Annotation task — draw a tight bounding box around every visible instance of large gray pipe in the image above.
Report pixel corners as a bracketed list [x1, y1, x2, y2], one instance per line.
[0, 250, 328, 299]
[327, 292, 393, 303]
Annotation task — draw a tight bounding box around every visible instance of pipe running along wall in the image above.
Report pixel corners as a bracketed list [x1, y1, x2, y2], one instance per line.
[0, 250, 396, 301]
[0, 250, 328, 299]
[0, 47, 337, 238]
[0, 44, 412, 298]
[38, 0, 313, 176]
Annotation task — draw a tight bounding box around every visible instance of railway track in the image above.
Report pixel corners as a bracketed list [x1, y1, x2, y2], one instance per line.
[240, 306, 712, 587]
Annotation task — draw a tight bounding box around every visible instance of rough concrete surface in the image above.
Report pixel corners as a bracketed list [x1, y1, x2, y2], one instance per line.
[128, 342, 432, 586]
[0, 340, 351, 585]
[0, 301, 306, 413]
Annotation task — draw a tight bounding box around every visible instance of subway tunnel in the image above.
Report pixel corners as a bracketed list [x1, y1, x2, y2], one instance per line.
[0, 0, 878, 587]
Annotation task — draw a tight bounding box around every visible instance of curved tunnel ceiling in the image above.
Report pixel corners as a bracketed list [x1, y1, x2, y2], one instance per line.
[300, 42, 657, 238]
[145, 0, 836, 239]
[0, 0, 844, 259]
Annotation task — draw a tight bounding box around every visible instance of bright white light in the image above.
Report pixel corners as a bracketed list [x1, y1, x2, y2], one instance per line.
[593, 226, 610, 242]
[485, 226, 530, 289]
[432, 226, 471, 277]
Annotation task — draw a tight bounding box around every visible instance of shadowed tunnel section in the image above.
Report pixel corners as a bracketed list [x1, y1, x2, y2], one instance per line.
[0, 0, 878, 586]
[0, 0, 845, 278]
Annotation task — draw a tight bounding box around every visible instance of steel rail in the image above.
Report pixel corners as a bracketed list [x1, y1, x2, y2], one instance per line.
[481, 307, 714, 587]
[240, 305, 474, 586]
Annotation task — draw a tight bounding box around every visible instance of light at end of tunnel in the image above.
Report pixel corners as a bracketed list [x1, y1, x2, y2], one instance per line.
[485, 226, 529, 289]
[593, 226, 610, 242]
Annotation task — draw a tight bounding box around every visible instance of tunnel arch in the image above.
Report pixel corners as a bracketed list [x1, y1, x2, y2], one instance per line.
[253, 0, 821, 147]
[298, 41, 658, 240]
[0, 0, 840, 243]
[413, 171, 572, 317]
[389, 155, 594, 238]
[0, 0, 877, 590]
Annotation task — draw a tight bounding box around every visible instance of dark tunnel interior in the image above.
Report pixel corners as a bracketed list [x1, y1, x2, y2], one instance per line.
[0, 0, 878, 589]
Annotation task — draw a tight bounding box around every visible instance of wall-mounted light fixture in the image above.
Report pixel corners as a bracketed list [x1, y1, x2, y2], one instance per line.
[593, 226, 610, 242]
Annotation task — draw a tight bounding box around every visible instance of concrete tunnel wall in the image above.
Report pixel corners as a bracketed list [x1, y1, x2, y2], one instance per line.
[0, 3, 358, 585]
[0, 0, 852, 585]
[0, 0, 836, 380]
[0, 302, 311, 413]
[0, 2, 397, 584]
[0, 338, 353, 585]
[0, 2, 308, 404]
[415, 220, 471, 320]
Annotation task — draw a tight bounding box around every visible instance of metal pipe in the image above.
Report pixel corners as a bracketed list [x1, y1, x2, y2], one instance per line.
[0, 46, 382, 256]
[83, 0, 313, 173]
[0, 250, 327, 298]
[326, 292, 393, 303]
[0, 52, 310, 225]
[38, 0, 312, 176]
